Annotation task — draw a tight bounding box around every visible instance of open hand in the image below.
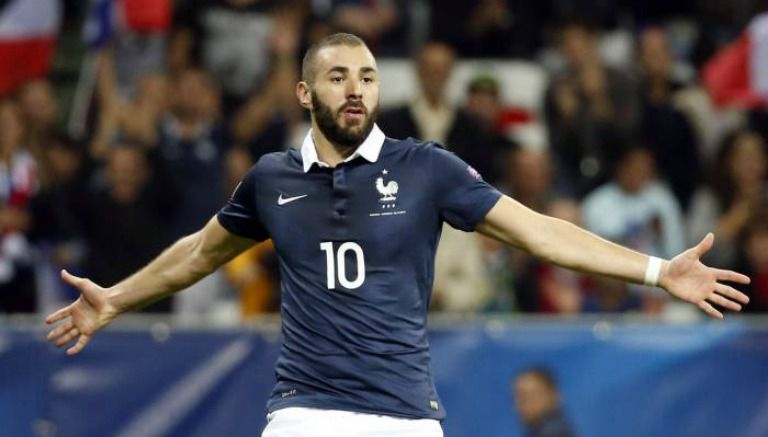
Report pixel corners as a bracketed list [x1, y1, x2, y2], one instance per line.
[45, 270, 119, 355]
[661, 233, 751, 318]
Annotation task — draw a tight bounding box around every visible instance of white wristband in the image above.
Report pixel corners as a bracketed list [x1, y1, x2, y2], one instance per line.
[644, 256, 663, 287]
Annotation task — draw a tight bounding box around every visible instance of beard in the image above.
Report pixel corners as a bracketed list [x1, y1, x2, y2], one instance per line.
[311, 91, 377, 149]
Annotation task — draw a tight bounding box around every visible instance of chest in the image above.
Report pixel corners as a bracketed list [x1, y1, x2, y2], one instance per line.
[256, 160, 437, 259]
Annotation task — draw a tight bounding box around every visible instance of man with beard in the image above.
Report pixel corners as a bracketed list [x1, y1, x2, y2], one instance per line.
[46, 34, 751, 436]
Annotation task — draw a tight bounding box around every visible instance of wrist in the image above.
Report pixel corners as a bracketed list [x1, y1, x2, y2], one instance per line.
[644, 256, 666, 288]
[105, 286, 127, 315]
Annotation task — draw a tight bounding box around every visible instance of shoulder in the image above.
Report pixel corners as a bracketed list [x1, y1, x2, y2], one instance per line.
[645, 182, 680, 205]
[253, 149, 300, 171]
[241, 149, 299, 183]
[381, 136, 456, 162]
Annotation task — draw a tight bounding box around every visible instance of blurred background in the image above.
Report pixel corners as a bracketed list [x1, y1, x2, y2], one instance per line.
[2, 0, 768, 436]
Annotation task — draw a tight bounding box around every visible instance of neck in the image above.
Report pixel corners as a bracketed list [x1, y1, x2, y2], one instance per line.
[310, 126, 358, 168]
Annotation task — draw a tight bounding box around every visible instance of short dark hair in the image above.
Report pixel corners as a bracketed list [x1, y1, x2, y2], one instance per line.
[302, 33, 368, 83]
[516, 367, 558, 390]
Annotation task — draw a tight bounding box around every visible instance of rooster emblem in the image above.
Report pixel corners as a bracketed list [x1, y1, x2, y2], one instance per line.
[376, 169, 398, 202]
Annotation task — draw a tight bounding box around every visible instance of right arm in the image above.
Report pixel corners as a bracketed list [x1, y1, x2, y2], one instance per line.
[46, 216, 255, 355]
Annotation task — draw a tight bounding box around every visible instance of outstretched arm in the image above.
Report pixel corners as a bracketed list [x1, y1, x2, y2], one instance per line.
[46, 216, 255, 355]
[476, 196, 751, 318]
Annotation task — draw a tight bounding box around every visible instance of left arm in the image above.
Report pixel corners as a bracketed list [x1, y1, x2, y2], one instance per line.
[476, 196, 751, 318]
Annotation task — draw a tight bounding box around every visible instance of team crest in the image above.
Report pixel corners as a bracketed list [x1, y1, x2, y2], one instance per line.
[376, 169, 398, 203]
[369, 169, 406, 217]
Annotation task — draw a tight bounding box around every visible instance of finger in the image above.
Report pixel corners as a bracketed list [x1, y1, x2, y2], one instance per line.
[47, 320, 73, 341]
[56, 328, 80, 347]
[693, 233, 714, 257]
[67, 334, 91, 356]
[699, 300, 723, 319]
[715, 283, 750, 304]
[60, 269, 86, 288]
[707, 293, 742, 312]
[45, 306, 71, 324]
[714, 268, 751, 285]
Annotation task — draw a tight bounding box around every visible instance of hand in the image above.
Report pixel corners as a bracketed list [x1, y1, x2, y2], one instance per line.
[661, 233, 751, 318]
[45, 270, 120, 355]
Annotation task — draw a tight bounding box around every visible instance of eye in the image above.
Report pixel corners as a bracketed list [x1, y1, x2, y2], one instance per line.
[330, 76, 344, 83]
[362, 77, 375, 84]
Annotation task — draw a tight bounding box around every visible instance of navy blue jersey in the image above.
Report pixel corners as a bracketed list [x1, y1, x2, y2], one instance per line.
[217, 125, 502, 420]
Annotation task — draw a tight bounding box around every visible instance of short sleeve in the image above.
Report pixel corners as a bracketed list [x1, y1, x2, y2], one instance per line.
[429, 144, 502, 231]
[216, 166, 269, 241]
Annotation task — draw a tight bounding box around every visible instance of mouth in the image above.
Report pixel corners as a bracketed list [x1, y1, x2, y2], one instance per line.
[340, 106, 366, 122]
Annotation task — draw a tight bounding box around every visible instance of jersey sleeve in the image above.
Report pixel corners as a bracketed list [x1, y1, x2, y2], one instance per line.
[429, 144, 503, 231]
[216, 165, 269, 241]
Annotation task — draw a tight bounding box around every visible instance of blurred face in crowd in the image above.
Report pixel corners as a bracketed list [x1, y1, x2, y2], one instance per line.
[506, 149, 552, 204]
[17, 79, 58, 128]
[136, 74, 169, 112]
[46, 140, 82, 183]
[639, 28, 673, 79]
[616, 148, 655, 194]
[514, 371, 560, 426]
[561, 25, 598, 69]
[465, 89, 500, 127]
[416, 43, 455, 104]
[0, 100, 23, 153]
[301, 43, 379, 149]
[107, 146, 149, 203]
[171, 69, 220, 121]
[728, 131, 767, 190]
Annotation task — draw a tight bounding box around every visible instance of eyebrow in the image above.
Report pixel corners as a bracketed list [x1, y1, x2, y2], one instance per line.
[327, 66, 377, 75]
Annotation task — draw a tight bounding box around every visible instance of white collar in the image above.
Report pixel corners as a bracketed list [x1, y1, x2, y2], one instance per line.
[300, 123, 385, 173]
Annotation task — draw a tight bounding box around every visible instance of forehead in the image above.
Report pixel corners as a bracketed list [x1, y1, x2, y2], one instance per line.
[314, 44, 377, 74]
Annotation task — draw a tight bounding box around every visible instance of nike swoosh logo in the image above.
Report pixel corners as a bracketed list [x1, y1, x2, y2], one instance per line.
[277, 194, 308, 205]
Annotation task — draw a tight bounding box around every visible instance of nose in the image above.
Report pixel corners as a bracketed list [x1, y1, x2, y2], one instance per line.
[346, 78, 362, 100]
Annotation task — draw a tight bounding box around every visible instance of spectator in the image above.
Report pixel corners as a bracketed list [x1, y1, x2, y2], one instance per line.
[0, 100, 38, 313]
[30, 134, 90, 279]
[544, 22, 638, 198]
[230, 7, 302, 159]
[82, 145, 173, 312]
[463, 75, 521, 184]
[83, 0, 172, 98]
[688, 129, 768, 269]
[16, 79, 59, 160]
[497, 148, 557, 212]
[378, 42, 494, 181]
[432, 223, 495, 313]
[513, 367, 575, 437]
[156, 67, 230, 239]
[90, 49, 169, 159]
[637, 27, 701, 210]
[582, 147, 685, 260]
[170, 0, 301, 114]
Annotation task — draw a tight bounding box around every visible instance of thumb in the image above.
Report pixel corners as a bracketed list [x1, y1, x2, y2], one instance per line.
[61, 269, 100, 300]
[693, 233, 714, 258]
[61, 269, 85, 288]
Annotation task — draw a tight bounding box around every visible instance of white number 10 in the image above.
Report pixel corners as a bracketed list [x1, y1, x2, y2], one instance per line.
[320, 242, 366, 289]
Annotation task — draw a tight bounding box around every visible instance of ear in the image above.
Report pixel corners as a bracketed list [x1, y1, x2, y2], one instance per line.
[296, 81, 312, 110]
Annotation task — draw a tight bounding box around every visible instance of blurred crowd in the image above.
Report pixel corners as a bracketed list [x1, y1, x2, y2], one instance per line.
[2, 0, 768, 320]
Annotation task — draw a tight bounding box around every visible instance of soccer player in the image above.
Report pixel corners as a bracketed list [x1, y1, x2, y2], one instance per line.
[46, 34, 750, 436]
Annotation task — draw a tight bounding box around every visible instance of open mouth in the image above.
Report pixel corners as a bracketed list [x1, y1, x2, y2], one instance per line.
[341, 106, 366, 121]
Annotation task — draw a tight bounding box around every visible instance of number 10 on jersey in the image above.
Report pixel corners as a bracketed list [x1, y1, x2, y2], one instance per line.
[320, 242, 366, 290]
